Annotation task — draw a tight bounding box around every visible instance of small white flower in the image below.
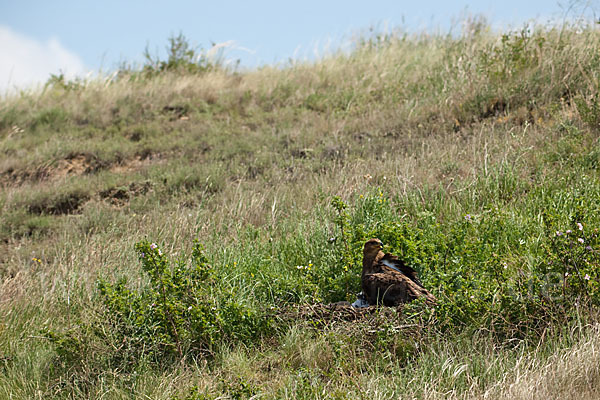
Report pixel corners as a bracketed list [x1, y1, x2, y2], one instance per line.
[565, 272, 569, 277]
[577, 222, 583, 231]
[578, 238, 584, 244]
[584, 274, 591, 281]
[150, 243, 158, 249]
[556, 231, 562, 236]
[158, 249, 163, 256]
[566, 230, 572, 234]
[187, 306, 193, 311]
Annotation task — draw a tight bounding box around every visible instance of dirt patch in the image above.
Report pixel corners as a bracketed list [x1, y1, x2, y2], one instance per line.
[99, 181, 153, 206]
[1, 153, 160, 188]
[0, 153, 104, 187]
[162, 105, 190, 121]
[27, 190, 90, 215]
[53, 153, 105, 179]
[278, 303, 381, 324]
[109, 154, 159, 174]
[0, 165, 55, 187]
[277, 303, 427, 344]
[290, 148, 314, 159]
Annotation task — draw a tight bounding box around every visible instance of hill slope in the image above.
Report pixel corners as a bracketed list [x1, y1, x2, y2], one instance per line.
[2, 25, 600, 399]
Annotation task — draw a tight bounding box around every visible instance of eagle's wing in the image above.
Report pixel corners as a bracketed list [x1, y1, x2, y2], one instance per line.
[363, 270, 436, 306]
[379, 253, 424, 288]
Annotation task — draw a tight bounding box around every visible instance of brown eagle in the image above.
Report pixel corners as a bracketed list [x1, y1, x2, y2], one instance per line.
[361, 238, 436, 306]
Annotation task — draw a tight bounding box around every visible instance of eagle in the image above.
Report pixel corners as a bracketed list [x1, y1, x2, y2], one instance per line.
[361, 238, 436, 306]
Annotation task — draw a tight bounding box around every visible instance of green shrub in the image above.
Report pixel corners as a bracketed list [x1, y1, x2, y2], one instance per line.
[97, 240, 273, 360]
[31, 107, 70, 130]
[45, 72, 84, 92]
[139, 33, 221, 78]
[330, 189, 600, 338]
[542, 215, 600, 303]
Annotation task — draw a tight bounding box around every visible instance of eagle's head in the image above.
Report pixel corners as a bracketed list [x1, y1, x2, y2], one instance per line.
[363, 238, 383, 259]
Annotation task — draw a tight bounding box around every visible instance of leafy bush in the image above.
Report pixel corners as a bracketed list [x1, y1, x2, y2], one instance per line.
[479, 28, 545, 83]
[330, 189, 600, 338]
[44, 72, 84, 92]
[31, 107, 70, 130]
[96, 240, 274, 361]
[542, 216, 600, 303]
[141, 33, 221, 77]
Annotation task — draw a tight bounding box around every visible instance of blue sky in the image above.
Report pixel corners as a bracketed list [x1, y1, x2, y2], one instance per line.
[0, 1, 594, 92]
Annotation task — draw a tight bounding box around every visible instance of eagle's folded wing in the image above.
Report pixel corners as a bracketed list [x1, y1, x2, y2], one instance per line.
[363, 270, 436, 306]
[379, 254, 424, 287]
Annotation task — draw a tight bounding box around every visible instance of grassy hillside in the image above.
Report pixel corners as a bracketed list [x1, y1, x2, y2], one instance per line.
[2, 24, 600, 399]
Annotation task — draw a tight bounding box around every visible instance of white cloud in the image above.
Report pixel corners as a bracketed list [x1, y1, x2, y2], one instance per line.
[0, 25, 87, 94]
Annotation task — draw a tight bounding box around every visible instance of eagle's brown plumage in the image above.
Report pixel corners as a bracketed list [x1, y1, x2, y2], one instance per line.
[361, 238, 436, 306]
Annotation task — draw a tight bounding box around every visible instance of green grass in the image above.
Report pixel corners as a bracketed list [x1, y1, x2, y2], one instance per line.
[2, 23, 600, 398]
